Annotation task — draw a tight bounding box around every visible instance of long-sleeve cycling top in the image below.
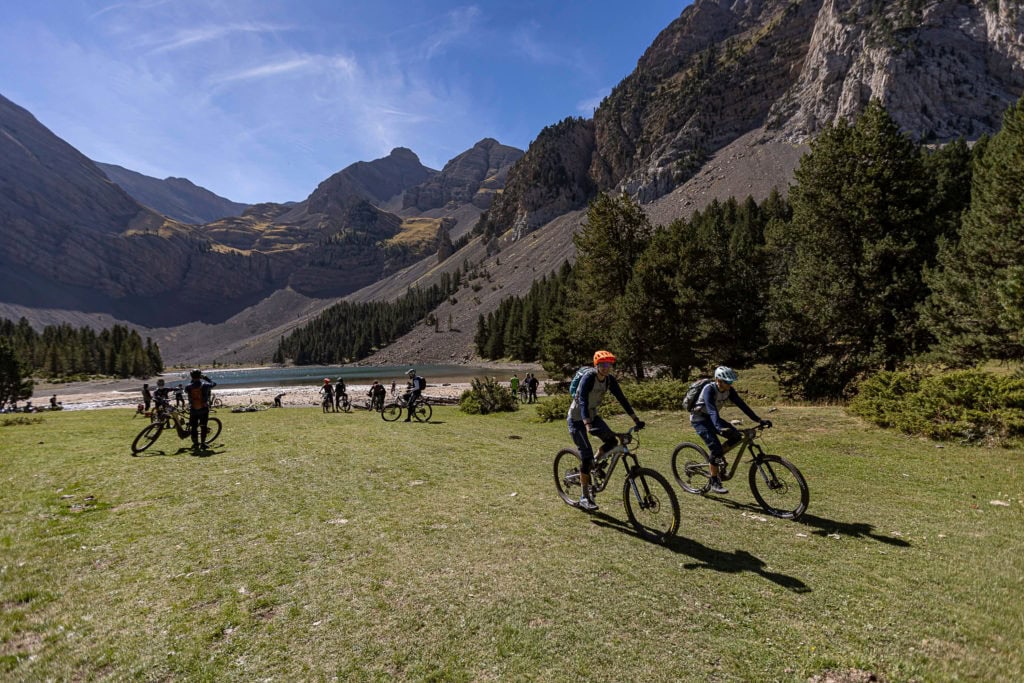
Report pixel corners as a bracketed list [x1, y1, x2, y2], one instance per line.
[690, 382, 760, 432]
[568, 371, 636, 423]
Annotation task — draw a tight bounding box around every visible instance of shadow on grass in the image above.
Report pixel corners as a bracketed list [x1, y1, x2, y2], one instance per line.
[700, 497, 910, 547]
[796, 513, 911, 546]
[589, 511, 811, 593]
[130, 443, 221, 458]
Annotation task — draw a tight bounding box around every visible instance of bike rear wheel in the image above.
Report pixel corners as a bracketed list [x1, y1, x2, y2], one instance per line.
[412, 401, 432, 422]
[623, 467, 680, 542]
[671, 442, 712, 494]
[204, 417, 223, 444]
[341, 399, 352, 413]
[132, 422, 163, 454]
[748, 455, 809, 520]
[553, 448, 583, 507]
[381, 403, 402, 421]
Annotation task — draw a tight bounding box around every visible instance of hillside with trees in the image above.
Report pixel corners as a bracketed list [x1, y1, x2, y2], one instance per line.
[473, 98, 1024, 399]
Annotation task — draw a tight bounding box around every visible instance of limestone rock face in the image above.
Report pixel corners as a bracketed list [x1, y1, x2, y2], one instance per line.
[475, 118, 597, 240]
[769, 0, 1024, 141]
[486, 0, 1023, 236]
[402, 138, 524, 212]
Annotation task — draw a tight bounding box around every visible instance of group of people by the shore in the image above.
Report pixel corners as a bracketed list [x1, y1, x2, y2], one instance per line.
[509, 373, 540, 403]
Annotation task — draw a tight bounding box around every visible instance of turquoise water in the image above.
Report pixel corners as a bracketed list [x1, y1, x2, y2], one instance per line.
[160, 365, 517, 389]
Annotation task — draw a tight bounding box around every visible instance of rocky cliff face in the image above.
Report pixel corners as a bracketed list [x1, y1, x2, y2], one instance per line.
[96, 162, 250, 224]
[768, 0, 1024, 142]
[402, 138, 524, 212]
[483, 0, 1024, 237]
[305, 147, 438, 209]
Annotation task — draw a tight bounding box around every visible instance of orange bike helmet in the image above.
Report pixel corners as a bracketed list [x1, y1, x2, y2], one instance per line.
[323, 378, 331, 383]
[593, 350, 616, 366]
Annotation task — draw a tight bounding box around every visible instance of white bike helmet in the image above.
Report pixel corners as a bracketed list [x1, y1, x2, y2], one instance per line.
[406, 368, 416, 377]
[714, 366, 737, 384]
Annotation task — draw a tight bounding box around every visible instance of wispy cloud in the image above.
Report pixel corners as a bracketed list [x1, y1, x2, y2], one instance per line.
[145, 22, 290, 55]
[423, 5, 482, 60]
[210, 56, 320, 85]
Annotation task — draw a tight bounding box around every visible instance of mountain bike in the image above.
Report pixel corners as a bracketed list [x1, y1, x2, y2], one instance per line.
[381, 394, 432, 422]
[554, 425, 680, 542]
[131, 404, 222, 454]
[336, 393, 352, 412]
[670, 423, 809, 519]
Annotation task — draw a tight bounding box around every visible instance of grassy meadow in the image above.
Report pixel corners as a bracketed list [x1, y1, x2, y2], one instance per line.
[1, 403, 1022, 681]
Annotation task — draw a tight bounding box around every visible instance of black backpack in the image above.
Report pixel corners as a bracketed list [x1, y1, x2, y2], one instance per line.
[682, 378, 712, 412]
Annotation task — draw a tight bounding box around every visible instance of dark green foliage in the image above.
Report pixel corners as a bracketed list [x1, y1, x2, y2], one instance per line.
[0, 318, 162, 379]
[850, 369, 1024, 445]
[767, 101, 939, 398]
[277, 277, 460, 365]
[0, 338, 34, 409]
[473, 262, 573, 362]
[633, 196, 783, 378]
[549, 193, 654, 378]
[458, 377, 518, 415]
[922, 97, 1024, 363]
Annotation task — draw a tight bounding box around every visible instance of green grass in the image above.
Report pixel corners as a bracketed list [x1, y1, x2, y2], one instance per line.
[1, 406, 1022, 681]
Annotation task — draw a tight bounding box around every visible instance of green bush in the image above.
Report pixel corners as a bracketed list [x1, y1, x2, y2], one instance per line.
[459, 377, 518, 415]
[849, 369, 1024, 445]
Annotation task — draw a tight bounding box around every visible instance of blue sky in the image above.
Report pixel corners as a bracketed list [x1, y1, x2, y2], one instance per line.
[0, 1, 690, 204]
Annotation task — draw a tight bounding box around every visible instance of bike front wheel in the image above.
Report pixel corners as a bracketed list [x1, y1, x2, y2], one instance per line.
[412, 401, 432, 422]
[381, 403, 402, 421]
[132, 422, 163, 454]
[623, 467, 680, 542]
[671, 442, 712, 494]
[341, 400, 352, 413]
[553, 448, 583, 507]
[748, 455, 809, 520]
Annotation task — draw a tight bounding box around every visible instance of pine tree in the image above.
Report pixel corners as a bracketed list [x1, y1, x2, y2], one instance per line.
[922, 97, 1024, 361]
[0, 338, 34, 409]
[767, 101, 936, 398]
[571, 193, 653, 378]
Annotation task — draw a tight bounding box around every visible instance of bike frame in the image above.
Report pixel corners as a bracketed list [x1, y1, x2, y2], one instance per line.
[590, 433, 642, 494]
[717, 428, 765, 481]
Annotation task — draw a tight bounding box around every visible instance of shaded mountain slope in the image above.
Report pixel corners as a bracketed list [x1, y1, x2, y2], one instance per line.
[97, 162, 250, 224]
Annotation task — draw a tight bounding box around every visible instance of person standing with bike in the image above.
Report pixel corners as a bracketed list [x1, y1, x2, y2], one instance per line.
[568, 350, 644, 511]
[334, 377, 347, 411]
[691, 366, 771, 494]
[320, 378, 335, 413]
[186, 369, 217, 450]
[402, 368, 425, 422]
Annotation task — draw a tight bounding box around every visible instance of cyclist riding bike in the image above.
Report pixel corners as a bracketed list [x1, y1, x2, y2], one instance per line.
[567, 350, 644, 511]
[402, 369, 425, 422]
[690, 366, 772, 494]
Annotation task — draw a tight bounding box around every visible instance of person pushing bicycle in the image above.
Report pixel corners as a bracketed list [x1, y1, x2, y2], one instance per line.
[186, 369, 217, 450]
[402, 368, 425, 422]
[690, 366, 772, 494]
[567, 350, 644, 511]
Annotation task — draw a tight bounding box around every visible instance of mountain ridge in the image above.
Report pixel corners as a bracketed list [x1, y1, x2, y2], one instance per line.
[96, 162, 250, 225]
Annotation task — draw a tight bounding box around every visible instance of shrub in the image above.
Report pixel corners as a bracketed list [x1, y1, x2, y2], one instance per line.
[459, 377, 518, 415]
[849, 369, 1024, 445]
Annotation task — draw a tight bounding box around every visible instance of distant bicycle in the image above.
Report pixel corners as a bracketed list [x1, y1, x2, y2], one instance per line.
[131, 402, 222, 455]
[554, 424, 680, 543]
[336, 393, 352, 413]
[671, 422, 809, 520]
[381, 395, 432, 422]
